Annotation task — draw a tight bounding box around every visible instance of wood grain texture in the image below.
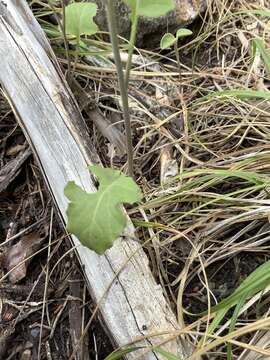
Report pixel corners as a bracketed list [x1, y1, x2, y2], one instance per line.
[0, 1, 190, 358]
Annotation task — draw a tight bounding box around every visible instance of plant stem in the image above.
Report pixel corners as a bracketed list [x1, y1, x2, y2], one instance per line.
[124, 0, 139, 89]
[60, 0, 71, 78]
[174, 40, 182, 80]
[106, 0, 134, 177]
[48, 0, 71, 78]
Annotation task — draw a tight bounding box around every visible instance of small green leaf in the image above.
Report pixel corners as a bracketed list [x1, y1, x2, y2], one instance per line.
[176, 28, 193, 39]
[160, 28, 192, 49]
[160, 33, 176, 49]
[124, 0, 175, 18]
[64, 166, 142, 255]
[65, 3, 98, 38]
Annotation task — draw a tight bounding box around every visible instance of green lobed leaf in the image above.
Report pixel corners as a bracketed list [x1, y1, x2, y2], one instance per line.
[64, 166, 142, 255]
[160, 33, 176, 49]
[64, 3, 98, 38]
[123, 0, 175, 18]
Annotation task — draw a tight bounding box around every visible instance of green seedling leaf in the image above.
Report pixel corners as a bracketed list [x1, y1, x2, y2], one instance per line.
[176, 28, 193, 39]
[124, 0, 175, 18]
[160, 28, 192, 49]
[65, 2, 98, 38]
[64, 166, 142, 255]
[160, 33, 176, 49]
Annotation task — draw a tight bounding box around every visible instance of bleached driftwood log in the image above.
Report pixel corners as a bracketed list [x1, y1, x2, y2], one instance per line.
[0, 1, 190, 359]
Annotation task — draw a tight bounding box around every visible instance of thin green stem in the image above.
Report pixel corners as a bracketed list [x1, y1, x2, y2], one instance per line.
[124, 0, 139, 89]
[48, 0, 71, 78]
[174, 40, 182, 80]
[106, 0, 134, 177]
[60, 0, 71, 78]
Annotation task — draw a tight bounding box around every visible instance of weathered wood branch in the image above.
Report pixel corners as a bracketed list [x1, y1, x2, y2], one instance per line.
[0, 1, 190, 358]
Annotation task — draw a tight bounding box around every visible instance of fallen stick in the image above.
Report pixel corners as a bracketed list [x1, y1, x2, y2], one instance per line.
[0, 1, 190, 358]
